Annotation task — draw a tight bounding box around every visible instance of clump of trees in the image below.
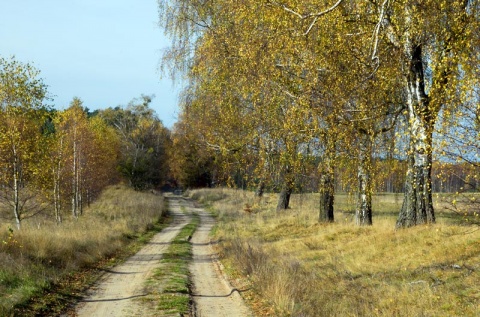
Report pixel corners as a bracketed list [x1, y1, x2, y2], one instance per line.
[158, 0, 480, 227]
[0, 57, 171, 229]
[99, 95, 171, 190]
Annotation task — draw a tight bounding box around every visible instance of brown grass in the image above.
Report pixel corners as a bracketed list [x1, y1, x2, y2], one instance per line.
[189, 188, 480, 317]
[0, 184, 166, 315]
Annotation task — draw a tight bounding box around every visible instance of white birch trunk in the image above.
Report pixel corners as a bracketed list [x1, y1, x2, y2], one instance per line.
[355, 133, 373, 226]
[72, 128, 78, 219]
[54, 137, 63, 224]
[396, 38, 435, 228]
[12, 145, 21, 230]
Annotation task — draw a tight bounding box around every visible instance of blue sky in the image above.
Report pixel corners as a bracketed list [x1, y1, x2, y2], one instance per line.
[0, 1, 180, 128]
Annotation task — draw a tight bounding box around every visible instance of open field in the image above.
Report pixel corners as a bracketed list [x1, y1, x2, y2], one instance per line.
[189, 188, 480, 316]
[0, 185, 166, 316]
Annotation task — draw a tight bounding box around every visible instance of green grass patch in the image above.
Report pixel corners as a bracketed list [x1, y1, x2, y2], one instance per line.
[144, 212, 199, 316]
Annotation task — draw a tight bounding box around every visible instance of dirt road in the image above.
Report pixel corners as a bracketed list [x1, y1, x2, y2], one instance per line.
[188, 200, 252, 317]
[70, 195, 251, 317]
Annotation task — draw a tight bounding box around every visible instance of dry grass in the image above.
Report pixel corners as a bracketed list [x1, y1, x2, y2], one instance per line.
[189, 188, 480, 317]
[0, 184, 166, 315]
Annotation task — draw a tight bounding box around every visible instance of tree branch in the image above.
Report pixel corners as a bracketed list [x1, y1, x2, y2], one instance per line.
[267, 0, 344, 35]
[303, 0, 344, 19]
[371, 0, 389, 62]
[267, 0, 303, 19]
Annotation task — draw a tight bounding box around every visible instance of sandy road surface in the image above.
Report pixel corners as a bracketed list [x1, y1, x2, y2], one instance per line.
[188, 201, 252, 317]
[71, 196, 190, 317]
[68, 195, 250, 317]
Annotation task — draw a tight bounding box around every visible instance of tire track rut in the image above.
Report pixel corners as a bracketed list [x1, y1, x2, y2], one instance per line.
[71, 196, 190, 317]
[188, 200, 252, 317]
[68, 195, 251, 316]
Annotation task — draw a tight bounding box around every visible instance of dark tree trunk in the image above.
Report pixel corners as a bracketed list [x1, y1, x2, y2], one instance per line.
[396, 149, 435, 228]
[255, 181, 265, 198]
[276, 183, 292, 211]
[319, 173, 334, 222]
[319, 139, 335, 222]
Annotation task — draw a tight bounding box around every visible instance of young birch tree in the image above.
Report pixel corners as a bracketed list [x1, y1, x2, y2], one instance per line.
[0, 57, 49, 229]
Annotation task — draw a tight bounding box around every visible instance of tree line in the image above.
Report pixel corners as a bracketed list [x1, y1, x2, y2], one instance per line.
[0, 57, 170, 229]
[2, 0, 479, 230]
[158, 0, 480, 227]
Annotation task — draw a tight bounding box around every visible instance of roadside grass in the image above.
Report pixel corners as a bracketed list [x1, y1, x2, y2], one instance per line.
[189, 188, 480, 317]
[143, 212, 199, 316]
[0, 184, 167, 316]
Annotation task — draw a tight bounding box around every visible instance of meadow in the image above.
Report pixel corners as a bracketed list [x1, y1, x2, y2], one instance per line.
[189, 188, 480, 316]
[0, 185, 166, 316]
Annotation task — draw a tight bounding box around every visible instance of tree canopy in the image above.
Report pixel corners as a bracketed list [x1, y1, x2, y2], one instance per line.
[159, 0, 480, 227]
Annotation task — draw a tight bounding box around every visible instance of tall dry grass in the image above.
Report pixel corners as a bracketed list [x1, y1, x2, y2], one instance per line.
[190, 188, 480, 316]
[0, 184, 166, 315]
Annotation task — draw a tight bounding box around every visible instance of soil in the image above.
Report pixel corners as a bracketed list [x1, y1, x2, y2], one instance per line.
[187, 199, 253, 317]
[67, 195, 251, 317]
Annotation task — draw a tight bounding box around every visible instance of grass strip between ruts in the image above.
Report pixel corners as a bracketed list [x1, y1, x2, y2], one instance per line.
[143, 212, 199, 316]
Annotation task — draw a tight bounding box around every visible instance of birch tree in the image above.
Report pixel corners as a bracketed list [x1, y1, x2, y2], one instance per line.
[159, 0, 334, 209]
[56, 98, 91, 218]
[378, 0, 480, 228]
[0, 57, 49, 229]
[159, 0, 480, 227]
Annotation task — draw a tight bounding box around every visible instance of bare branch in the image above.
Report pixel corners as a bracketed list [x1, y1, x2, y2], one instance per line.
[304, 16, 319, 36]
[346, 31, 368, 37]
[267, 0, 344, 35]
[184, 14, 212, 30]
[283, 89, 299, 99]
[304, 0, 344, 19]
[371, 0, 389, 62]
[203, 140, 243, 153]
[267, 0, 303, 19]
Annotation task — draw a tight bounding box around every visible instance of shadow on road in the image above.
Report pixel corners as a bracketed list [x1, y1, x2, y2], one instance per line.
[192, 288, 251, 298]
[79, 294, 147, 303]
